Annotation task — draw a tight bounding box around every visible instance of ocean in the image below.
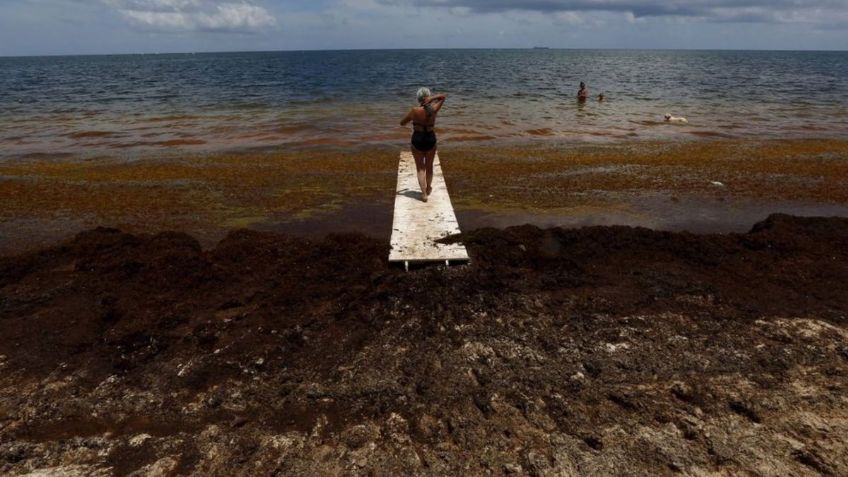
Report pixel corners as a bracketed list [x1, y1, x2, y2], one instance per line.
[1, 49, 846, 158]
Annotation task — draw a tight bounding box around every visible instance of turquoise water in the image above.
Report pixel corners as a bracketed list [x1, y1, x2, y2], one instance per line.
[1, 49, 846, 157]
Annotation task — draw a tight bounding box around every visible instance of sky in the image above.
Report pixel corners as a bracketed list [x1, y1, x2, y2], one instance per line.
[1, 0, 847, 56]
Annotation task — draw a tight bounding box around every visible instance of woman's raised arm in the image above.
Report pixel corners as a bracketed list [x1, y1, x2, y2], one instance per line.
[427, 93, 447, 113]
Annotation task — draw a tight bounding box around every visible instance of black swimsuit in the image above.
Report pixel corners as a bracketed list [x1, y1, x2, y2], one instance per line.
[411, 104, 437, 152]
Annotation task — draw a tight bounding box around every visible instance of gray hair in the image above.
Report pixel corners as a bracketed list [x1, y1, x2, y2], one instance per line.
[416, 87, 431, 104]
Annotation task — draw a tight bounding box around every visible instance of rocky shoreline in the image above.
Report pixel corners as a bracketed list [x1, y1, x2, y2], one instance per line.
[1, 214, 847, 475]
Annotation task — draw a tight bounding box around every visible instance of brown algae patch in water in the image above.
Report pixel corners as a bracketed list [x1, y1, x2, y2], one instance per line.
[0, 147, 397, 252]
[443, 139, 848, 213]
[0, 139, 847, 254]
[156, 138, 208, 147]
[66, 131, 119, 139]
[524, 128, 556, 136]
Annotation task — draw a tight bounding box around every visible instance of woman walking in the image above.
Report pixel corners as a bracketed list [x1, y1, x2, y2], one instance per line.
[400, 87, 447, 202]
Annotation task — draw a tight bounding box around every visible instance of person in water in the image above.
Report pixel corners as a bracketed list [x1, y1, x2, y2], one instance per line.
[400, 87, 447, 202]
[577, 81, 589, 102]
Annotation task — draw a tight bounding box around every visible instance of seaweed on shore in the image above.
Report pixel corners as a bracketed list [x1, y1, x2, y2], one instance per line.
[1, 214, 847, 475]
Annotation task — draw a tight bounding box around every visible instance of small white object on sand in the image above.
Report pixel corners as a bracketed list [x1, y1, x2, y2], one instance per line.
[710, 181, 725, 187]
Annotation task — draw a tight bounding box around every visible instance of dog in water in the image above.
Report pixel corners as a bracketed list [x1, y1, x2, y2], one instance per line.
[664, 113, 688, 124]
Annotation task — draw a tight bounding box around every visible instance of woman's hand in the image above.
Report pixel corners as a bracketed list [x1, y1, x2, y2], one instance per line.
[425, 93, 447, 104]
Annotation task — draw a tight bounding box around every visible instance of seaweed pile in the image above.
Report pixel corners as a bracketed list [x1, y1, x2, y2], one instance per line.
[1, 214, 847, 475]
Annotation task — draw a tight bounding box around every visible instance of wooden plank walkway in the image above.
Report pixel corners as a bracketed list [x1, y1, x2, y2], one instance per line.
[388, 151, 470, 269]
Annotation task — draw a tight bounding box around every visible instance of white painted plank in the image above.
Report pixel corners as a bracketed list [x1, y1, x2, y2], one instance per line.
[388, 151, 470, 264]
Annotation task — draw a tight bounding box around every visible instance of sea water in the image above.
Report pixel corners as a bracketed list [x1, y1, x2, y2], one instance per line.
[1, 49, 846, 158]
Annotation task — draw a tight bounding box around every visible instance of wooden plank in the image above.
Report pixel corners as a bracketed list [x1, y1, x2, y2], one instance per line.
[388, 151, 470, 265]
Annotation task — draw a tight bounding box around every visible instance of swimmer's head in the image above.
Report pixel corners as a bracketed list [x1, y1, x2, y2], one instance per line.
[417, 87, 431, 105]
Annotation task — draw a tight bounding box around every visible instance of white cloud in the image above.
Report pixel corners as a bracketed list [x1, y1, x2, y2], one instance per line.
[104, 0, 276, 32]
[554, 11, 584, 25]
[379, 0, 848, 28]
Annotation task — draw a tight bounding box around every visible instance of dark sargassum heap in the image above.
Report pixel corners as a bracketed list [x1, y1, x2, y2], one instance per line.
[1, 214, 847, 475]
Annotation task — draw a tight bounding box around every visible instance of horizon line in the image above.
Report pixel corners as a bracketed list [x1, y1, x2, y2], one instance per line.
[2, 46, 847, 59]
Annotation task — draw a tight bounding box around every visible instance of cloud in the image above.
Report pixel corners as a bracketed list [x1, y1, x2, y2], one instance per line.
[378, 0, 847, 26]
[104, 0, 276, 32]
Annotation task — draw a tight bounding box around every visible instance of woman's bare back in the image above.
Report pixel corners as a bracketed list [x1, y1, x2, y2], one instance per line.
[409, 106, 436, 130]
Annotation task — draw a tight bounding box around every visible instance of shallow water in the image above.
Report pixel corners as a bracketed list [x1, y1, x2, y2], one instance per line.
[1, 49, 847, 158]
[257, 195, 848, 241]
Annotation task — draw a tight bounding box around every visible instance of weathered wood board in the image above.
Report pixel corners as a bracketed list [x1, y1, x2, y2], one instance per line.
[388, 151, 470, 268]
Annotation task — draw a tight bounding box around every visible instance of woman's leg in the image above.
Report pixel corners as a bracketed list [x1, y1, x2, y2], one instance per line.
[425, 148, 436, 195]
[411, 146, 428, 201]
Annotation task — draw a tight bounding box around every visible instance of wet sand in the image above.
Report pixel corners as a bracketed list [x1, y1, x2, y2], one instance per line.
[1, 138, 848, 255]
